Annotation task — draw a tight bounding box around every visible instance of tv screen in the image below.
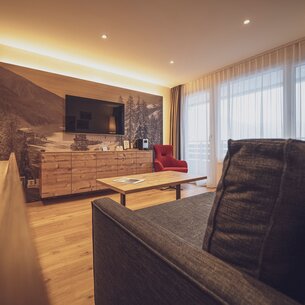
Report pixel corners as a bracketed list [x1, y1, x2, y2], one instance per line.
[65, 95, 125, 135]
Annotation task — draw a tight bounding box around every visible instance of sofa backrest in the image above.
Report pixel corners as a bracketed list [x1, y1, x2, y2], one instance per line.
[92, 197, 300, 305]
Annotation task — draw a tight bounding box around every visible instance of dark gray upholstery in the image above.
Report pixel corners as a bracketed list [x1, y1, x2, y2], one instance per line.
[135, 192, 214, 247]
[203, 139, 305, 303]
[92, 197, 299, 305]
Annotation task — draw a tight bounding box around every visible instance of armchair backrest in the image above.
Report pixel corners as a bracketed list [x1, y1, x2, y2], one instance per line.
[153, 145, 175, 167]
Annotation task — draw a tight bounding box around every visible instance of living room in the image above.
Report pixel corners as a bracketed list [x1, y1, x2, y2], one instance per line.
[1, 1, 305, 305]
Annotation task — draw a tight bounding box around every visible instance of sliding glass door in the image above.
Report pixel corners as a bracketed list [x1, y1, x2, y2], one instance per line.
[181, 90, 210, 184]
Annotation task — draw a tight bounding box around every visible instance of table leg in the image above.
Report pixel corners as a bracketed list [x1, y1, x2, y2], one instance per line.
[120, 193, 126, 206]
[176, 184, 181, 200]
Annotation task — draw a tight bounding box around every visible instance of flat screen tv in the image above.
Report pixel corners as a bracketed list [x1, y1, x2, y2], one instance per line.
[65, 95, 125, 135]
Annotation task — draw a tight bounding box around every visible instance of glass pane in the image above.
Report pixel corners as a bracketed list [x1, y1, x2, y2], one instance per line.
[218, 69, 283, 159]
[184, 91, 210, 176]
[296, 65, 305, 140]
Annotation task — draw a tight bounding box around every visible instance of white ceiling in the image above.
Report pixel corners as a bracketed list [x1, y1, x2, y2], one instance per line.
[1, 0, 305, 87]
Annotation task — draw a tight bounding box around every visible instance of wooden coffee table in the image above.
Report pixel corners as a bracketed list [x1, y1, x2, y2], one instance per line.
[96, 171, 207, 206]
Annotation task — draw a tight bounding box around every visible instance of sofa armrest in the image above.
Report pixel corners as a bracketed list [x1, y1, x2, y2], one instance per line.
[154, 159, 164, 171]
[92, 198, 300, 305]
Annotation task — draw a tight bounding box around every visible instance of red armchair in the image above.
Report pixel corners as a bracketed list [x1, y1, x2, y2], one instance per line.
[153, 145, 188, 173]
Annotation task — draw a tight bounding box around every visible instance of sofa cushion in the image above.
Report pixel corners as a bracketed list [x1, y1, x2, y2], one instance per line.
[136, 192, 214, 248]
[203, 139, 305, 303]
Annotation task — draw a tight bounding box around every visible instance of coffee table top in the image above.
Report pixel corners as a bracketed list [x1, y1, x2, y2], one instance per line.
[96, 171, 207, 194]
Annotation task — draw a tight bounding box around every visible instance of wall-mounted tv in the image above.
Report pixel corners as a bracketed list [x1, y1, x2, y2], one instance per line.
[65, 95, 125, 135]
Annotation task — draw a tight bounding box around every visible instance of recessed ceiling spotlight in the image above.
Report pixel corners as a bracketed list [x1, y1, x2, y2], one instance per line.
[243, 19, 250, 25]
[101, 34, 108, 39]
[169, 60, 174, 64]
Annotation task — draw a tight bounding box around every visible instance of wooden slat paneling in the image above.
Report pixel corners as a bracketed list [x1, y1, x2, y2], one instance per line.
[71, 175, 97, 193]
[40, 153, 72, 198]
[117, 151, 138, 159]
[117, 151, 138, 176]
[41, 152, 71, 162]
[0, 62, 162, 106]
[41, 174, 72, 198]
[96, 152, 117, 190]
[0, 154, 50, 305]
[72, 153, 96, 193]
[136, 151, 153, 174]
[40, 150, 153, 197]
[117, 160, 137, 176]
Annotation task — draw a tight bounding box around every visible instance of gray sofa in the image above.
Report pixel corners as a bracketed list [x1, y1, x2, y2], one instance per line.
[92, 192, 300, 305]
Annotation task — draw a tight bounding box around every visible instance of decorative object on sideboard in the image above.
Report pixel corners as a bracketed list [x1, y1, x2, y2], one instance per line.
[137, 138, 149, 150]
[70, 134, 89, 151]
[116, 146, 124, 151]
[123, 140, 130, 150]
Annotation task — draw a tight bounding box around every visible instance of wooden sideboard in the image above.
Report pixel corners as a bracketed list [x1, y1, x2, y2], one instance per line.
[40, 150, 153, 198]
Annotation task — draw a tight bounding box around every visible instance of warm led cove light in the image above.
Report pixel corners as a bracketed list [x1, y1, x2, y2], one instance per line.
[0, 38, 165, 86]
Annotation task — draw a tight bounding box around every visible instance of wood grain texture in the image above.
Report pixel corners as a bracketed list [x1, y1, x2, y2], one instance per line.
[0, 62, 162, 105]
[27, 183, 213, 305]
[97, 171, 207, 194]
[96, 152, 118, 190]
[40, 150, 153, 198]
[0, 154, 49, 305]
[72, 153, 97, 193]
[40, 153, 72, 198]
[136, 151, 153, 174]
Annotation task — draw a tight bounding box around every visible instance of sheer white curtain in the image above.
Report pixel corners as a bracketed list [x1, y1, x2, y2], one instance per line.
[296, 63, 305, 139]
[218, 68, 284, 159]
[181, 78, 217, 187]
[181, 38, 305, 187]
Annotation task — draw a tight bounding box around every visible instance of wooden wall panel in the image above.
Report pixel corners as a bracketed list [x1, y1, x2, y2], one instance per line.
[0, 62, 162, 105]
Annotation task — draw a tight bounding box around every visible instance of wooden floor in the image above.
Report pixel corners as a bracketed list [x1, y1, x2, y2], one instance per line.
[27, 184, 212, 305]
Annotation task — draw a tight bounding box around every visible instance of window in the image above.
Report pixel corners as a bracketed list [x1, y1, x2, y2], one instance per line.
[218, 69, 284, 158]
[296, 64, 305, 140]
[182, 90, 210, 176]
[181, 41, 305, 187]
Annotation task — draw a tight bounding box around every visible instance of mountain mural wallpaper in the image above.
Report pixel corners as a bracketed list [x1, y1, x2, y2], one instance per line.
[0, 64, 163, 202]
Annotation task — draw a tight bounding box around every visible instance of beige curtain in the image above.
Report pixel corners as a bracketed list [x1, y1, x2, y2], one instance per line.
[169, 85, 182, 159]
